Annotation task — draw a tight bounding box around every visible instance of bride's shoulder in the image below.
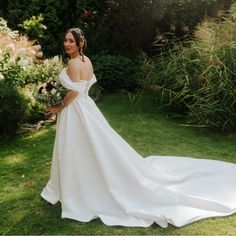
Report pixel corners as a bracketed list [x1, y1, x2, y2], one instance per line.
[82, 56, 93, 70]
[67, 58, 79, 70]
[84, 55, 92, 64]
[66, 59, 81, 77]
[68, 55, 92, 64]
[67, 56, 93, 73]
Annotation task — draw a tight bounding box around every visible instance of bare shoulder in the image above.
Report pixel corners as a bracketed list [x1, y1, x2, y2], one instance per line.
[67, 59, 80, 82]
[67, 56, 93, 81]
[67, 58, 80, 73]
[68, 58, 80, 69]
[84, 55, 92, 62]
[84, 55, 93, 67]
[68, 56, 92, 67]
[82, 55, 94, 74]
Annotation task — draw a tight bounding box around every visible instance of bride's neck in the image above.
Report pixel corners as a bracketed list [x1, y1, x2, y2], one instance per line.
[70, 52, 80, 59]
[70, 53, 85, 61]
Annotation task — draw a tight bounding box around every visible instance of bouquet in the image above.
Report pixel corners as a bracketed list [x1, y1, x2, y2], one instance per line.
[35, 79, 67, 106]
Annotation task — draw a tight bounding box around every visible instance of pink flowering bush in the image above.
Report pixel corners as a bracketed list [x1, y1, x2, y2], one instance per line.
[0, 18, 64, 135]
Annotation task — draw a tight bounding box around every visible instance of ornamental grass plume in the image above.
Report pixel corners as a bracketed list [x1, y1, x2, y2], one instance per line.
[0, 17, 44, 70]
[139, 2, 236, 132]
[0, 32, 33, 55]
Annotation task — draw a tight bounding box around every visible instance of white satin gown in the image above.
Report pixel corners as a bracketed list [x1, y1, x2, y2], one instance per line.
[41, 68, 236, 228]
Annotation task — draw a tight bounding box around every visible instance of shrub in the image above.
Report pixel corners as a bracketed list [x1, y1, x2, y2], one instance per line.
[0, 18, 45, 87]
[92, 54, 142, 91]
[0, 19, 64, 130]
[0, 80, 27, 135]
[140, 3, 236, 132]
[18, 14, 47, 41]
[21, 56, 64, 85]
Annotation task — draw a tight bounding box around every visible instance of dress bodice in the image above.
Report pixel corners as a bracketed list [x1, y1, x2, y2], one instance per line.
[59, 68, 97, 99]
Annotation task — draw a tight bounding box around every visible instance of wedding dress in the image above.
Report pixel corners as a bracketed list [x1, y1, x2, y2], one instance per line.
[41, 68, 236, 228]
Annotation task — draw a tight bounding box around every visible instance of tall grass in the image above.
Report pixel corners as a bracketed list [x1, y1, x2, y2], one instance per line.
[141, 3, 236, 133]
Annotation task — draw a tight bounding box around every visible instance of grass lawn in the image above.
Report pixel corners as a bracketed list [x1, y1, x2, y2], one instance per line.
[0, 93, 236, 235]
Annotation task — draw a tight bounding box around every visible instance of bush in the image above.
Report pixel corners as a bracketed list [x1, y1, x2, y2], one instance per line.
[0, 19, 64, 129]
[140, 3, 236, 132]
[0, 18, 45, 87]
[92, 54, 141, 91]
[18, 14, 47, 41]
[0, 80, 27, 135]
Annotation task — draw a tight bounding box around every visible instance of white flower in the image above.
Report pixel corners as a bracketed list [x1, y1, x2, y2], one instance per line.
[51, 88, 57, 95]
[42, 88, 47, 94]
[8, 57, 16, 65]
[42, 83, 47, 88]
[56, 92, 61, 97]
[51, 56, 60, 64]
[36, 51, 43, 58]
[16, 48, 27, 57]
[0, 49, 3, 60]
[0, 73, 4, 80]
[43, 59, 49, 65]
[18, 58, 29, 67]
[5, 43, 15, 53]
[9, 31, 19, 38]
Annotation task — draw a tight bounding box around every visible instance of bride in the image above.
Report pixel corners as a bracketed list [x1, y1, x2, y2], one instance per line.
[41, 28, 236, 228]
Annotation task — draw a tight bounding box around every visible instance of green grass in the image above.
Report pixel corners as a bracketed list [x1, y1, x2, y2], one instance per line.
[0, 93, 236, 235]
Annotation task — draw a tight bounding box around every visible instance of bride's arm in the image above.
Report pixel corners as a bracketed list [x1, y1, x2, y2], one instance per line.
[45, 90, 78, 117]
[45, 60, 79, 117]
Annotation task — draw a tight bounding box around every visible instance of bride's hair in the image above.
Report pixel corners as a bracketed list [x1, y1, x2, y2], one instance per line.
[67, 28, 87, 62]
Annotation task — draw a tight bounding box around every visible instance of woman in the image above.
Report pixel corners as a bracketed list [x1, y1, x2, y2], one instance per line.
[41, 28, 236, 228]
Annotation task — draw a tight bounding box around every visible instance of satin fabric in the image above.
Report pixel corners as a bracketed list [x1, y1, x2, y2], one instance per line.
[41, 69, 236, 227]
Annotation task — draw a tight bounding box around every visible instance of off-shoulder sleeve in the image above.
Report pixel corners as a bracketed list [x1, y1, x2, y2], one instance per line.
[59, 69, 86, 93]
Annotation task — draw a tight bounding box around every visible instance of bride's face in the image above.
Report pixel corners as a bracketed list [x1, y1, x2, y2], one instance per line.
[64, 32, 78, 55]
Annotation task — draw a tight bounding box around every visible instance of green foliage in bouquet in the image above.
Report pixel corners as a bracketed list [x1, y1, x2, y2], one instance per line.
[34, 79, 67, 106]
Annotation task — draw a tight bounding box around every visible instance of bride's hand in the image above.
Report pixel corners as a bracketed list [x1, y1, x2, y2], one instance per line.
[45, 105, 62, 118]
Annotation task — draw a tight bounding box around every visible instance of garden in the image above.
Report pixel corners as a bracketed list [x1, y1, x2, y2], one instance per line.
[0, 0, 236, 235]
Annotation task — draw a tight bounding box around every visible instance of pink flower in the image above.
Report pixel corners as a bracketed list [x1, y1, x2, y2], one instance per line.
[83, 9, 89, 17]
[32, 45, 41, 52]
[36, 51, 43, 58]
